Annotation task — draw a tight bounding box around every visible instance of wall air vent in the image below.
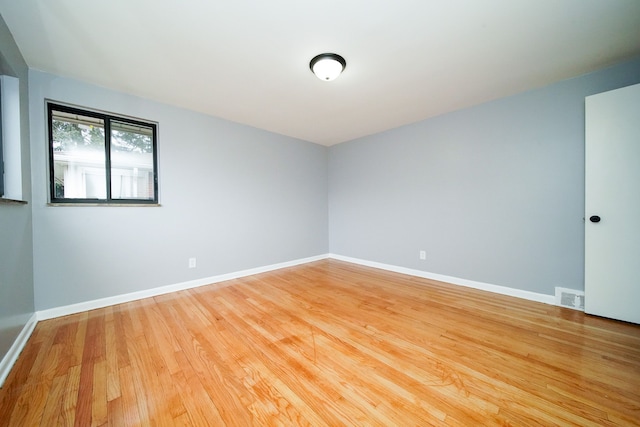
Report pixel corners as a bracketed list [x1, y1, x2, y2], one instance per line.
[555, 287, 585, 311]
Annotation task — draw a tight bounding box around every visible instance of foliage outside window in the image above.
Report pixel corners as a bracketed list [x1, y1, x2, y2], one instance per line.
[48, 103, 158, 204]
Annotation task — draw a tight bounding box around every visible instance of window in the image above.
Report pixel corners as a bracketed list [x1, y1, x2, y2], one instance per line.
[48, 103, 158, 204]
[1, 75, 22, 200]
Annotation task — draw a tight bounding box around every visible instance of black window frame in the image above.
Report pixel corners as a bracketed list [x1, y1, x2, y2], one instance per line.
[47, 102, 159, 205]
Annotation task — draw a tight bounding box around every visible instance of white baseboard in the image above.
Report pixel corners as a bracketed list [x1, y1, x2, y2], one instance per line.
[36, 251, 556, 322]
[37, 254, 330, 321]
[0, 313, 38, 388]
[329, 254, 556, 305]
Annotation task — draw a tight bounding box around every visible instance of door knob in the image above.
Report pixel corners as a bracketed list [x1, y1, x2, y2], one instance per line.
[589, 215, 601, 223]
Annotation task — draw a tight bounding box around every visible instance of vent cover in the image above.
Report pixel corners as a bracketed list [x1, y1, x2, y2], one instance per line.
[555, 287, 585, 311]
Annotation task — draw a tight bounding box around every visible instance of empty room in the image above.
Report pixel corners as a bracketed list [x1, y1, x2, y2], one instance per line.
[1, 1, 640, 425]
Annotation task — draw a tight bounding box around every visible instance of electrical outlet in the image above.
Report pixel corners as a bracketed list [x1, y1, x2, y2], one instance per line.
[188, 257, 197, 268]
[419, 250, 426, 260]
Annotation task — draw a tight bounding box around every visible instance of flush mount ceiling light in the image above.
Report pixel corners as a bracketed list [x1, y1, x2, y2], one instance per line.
[309, 53, 346, 81]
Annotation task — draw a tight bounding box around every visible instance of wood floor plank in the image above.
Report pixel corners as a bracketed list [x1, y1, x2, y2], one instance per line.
[1, 259, 639, 426]
[39, 374, 66, 426]
[59, 363, 81, 426]
[117, 365, 142, 426]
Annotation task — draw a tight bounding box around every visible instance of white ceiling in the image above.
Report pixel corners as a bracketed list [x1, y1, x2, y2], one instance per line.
[1, 1, 639, 146]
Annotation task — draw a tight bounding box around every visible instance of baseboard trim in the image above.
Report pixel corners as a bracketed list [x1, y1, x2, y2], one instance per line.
[329, 254, 555, 305]
[0, 313, 38, 388]
[36, 252, 555, 321]
[37, 254, 330, 321]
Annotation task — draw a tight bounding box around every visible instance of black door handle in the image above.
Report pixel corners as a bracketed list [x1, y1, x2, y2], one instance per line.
[590, 215, 601, 223]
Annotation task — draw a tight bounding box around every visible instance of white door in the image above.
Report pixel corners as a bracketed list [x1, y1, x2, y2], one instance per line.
[585, 83, 640, 324]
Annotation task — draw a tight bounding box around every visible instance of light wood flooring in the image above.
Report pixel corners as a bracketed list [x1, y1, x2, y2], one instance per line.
[1, 259, 639, 426]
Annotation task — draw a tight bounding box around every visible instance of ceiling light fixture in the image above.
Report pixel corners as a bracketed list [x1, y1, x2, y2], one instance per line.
[309, 53, 346, 81]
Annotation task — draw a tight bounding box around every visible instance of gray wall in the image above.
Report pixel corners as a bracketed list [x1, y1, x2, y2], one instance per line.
[29, 70, 328, 311]
[0, 17, 34, 362]
[329, 57, 640, 296]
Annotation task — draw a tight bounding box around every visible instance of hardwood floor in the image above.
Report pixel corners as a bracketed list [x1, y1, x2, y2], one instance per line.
[1, 259, 639, 426]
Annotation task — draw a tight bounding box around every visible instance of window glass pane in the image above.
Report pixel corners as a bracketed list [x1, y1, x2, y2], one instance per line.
[110, 120, 155, 200]
[51, 110, 106, 199]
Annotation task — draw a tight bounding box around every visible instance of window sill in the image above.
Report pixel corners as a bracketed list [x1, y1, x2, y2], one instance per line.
[0, 197, 28, 205]
[47, 203, 161, 207]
